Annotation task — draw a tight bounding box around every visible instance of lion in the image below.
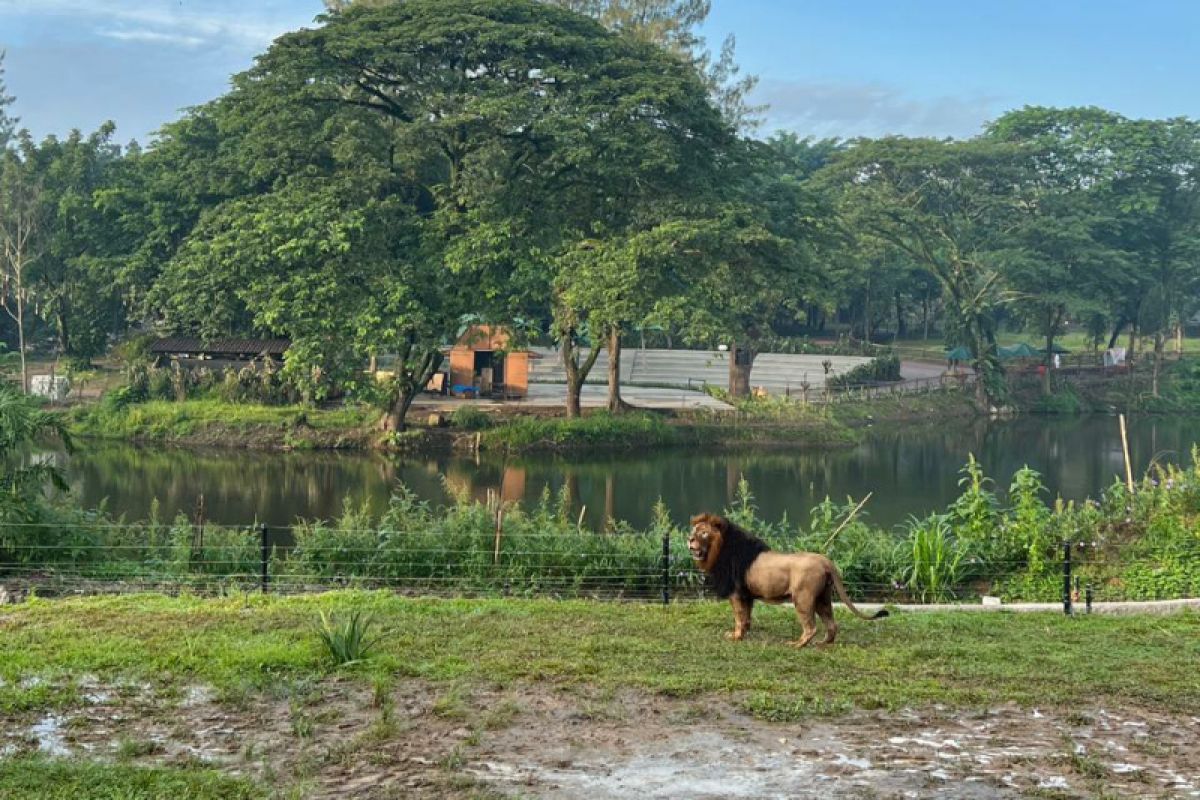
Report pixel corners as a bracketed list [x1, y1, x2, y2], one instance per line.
[688, 512, 887, 647]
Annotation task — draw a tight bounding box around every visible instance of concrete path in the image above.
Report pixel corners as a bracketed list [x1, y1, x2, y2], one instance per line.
[850, 598, 1200, 616]
[413, 382, 732, 412]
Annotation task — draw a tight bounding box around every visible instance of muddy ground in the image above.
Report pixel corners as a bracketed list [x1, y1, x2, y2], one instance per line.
[3, 677, 1198, 799]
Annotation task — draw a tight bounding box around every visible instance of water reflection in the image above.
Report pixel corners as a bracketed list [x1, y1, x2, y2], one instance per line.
[37, 415, 1200, 530]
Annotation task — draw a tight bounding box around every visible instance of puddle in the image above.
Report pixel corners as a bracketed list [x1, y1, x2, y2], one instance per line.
[182, 685, 215, 708]
[31, 714, 71, 756]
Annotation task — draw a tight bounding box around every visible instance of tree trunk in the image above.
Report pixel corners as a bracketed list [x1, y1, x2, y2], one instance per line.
[379, 388, 416, 433]
[922, 291, 930, 341]
[728, 344, 754, 398]
[562, 332, 602, 419]
[1043, 331, 1054, 397]
[55, 310, 71, 362]
[895, 291, 907, 338]
[17, 292, 27, 394]
[862, 279, 871, 341]
[1152, 332, 1164, 397]
[606, 325, 631, 413]
[1107, 318, 1127, 350]
[377, 350, 442, 433]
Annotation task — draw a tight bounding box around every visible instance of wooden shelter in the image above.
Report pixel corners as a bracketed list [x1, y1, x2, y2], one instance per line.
[448, 325, 529, 399]
[150, 338, 289, 370]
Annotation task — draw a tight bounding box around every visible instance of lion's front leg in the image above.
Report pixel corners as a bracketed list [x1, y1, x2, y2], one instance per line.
[725, 595, 753, 640]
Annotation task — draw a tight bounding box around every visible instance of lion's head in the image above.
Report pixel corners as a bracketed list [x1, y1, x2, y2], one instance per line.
[687, 513, 725, 571]
[689, 513, 770, 599]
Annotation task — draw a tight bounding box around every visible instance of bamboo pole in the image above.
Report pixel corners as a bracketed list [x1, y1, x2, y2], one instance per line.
[824, 492, 873, 551]
[493, 505, 504, 565]
[1119, 414, 1135, 494]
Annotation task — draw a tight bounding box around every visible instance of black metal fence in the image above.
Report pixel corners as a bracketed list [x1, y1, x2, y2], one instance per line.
[2, 521, 1195, 614]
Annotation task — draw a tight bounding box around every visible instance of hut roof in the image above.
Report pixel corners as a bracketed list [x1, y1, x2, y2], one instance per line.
[149, 338, 290, 358]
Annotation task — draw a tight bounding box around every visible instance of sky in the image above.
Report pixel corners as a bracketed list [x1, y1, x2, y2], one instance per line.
[0, 0, 1197, 146]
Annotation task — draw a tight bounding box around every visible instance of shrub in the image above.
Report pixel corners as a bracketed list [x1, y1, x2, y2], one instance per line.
[1031, 385, 1082, 414]
[315, 610, 382, 666]
[450, 406, 494, 431]
[827, 354, 902, 389]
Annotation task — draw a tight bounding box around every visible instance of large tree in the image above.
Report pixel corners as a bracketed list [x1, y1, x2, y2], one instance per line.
[0, 51, 15, 149]
[0, 139, 43, 393]
[153, 0, 728, 427]
[1100, 119, 1200, 396]
[20, 124, 130, 364]
[986, 107, 1129, 394]
[822, 137, 1030, 409]
[650, 139, 829, 397]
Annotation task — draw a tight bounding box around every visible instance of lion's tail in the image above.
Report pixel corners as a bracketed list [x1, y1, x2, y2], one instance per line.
[828, 562, 888, 620]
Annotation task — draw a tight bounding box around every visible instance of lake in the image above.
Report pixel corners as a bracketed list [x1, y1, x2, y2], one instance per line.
[40, 414, 1200, 532]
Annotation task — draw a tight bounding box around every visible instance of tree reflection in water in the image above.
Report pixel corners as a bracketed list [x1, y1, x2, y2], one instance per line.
[29, 416, 1200, 530]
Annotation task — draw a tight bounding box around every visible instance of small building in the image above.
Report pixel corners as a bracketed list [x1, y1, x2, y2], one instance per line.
[150, 338, 290, 370]
[448, 325, 530, 399]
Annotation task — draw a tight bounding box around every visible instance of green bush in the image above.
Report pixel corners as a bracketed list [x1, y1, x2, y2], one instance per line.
[1031, 385, 1083, 414]
[450, 406, 494, 431]
[827, 354, 902, 388]
[481, 412, 678, 452]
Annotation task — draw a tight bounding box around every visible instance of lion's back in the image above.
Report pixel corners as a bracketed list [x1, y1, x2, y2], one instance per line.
[745, 550, 831, 601]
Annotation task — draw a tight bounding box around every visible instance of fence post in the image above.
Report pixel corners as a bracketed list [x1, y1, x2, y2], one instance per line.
[1085, 583, 1093, 614]
[1061, 540, 1072, 616]
[661, 530, 670, 606]
[259, 523, 270, 594]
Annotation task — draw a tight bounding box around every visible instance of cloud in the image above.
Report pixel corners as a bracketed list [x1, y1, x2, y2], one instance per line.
[0, 0, 312, 50]
[754, 78, 1006, 140]
[97, 28, 207, 48]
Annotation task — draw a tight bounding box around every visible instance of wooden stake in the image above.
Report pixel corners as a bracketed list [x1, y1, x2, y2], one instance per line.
[824, 492, 873, 551]
[493, 506, 504, 565]
[1119, 414, 1135, 494]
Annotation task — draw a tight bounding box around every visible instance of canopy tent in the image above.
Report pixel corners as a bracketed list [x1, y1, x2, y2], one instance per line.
[1043, 342, 1071, 354]
[945, 346, 971, 361]
[998, 342, 1040, 360]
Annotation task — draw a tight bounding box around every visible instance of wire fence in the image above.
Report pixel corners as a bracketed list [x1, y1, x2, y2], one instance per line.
[2, 520, 1197, 612]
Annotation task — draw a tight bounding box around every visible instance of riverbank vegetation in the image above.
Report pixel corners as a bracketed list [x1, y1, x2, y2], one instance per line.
[4, 445, 1198, 604]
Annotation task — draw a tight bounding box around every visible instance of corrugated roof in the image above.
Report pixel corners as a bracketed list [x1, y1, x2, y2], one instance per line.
[150, 338, 290, 356]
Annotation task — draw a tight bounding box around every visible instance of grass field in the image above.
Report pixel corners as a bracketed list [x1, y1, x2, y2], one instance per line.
[3, 593, 1198, 798]
[3, 593, 1198, 714]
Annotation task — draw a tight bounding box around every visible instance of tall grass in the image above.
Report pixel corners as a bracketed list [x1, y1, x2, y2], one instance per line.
[903, 515, 967, 602]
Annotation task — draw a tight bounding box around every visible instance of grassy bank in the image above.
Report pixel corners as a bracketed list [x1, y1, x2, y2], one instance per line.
[63, 389, 975, 454]
[66, 399, 376, 449]
[3, 593, 1198, 716]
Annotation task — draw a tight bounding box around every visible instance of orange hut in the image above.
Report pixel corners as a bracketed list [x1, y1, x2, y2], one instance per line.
[448, 325, 530, 399]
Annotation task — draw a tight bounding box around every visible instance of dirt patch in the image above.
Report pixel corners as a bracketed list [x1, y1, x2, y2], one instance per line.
[2, 679, 1197, 799]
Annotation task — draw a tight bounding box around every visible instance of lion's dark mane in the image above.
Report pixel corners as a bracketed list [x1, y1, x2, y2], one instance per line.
[706, 517, 771, 600]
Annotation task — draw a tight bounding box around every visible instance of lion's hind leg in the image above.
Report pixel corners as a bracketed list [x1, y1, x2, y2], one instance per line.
[787, 596, 818, 649]
[816, 584, 838, 646]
